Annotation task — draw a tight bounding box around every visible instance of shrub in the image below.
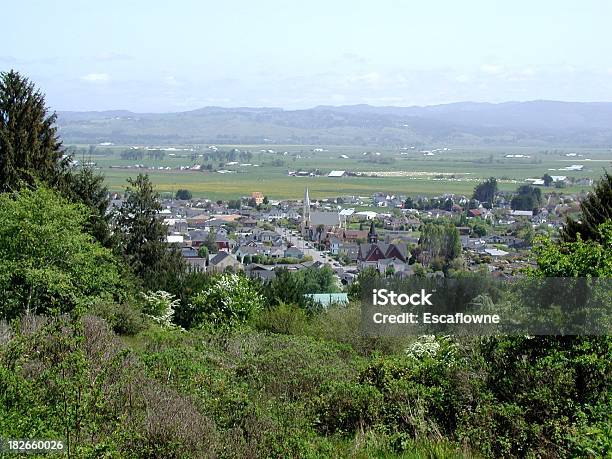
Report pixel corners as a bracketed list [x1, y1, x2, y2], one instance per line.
[141, 290, 180, 328]
[254, 301, 308, 335]
[186, 273, 263, 329]
[0, 187, 128, 320]
[315, 381, 383, 434]
[91, 300, 146, 336]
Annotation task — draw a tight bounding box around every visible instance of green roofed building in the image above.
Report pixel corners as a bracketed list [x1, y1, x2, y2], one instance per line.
[304, 293, 349, 308]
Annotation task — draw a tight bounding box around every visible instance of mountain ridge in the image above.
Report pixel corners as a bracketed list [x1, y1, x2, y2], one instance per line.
[56, 100, 612, 147]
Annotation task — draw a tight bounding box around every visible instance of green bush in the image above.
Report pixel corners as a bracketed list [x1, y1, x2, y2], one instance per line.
[315, 381, 383, 434]
[185, 273, 263, 329]
[91, 300, 146, 336]
[0, 187, 129, 320]
[254, 301, 309, 335]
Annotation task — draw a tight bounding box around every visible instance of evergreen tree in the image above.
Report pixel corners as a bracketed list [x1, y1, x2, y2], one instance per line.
[175, 188, 192, 200]
[511, 185, 542, 211]
[561, 171, 612, 243]
[0, 70, 66, 192]
[472, 177, 498, 204]
[115, 174, 185, 290]
[64, 165, 114, 247]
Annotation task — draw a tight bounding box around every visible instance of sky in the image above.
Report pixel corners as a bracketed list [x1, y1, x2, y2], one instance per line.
[2, 0, 612, 112]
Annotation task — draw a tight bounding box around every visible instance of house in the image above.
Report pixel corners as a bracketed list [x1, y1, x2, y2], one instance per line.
[355, 211, 378, 220]
[215, 233, 231, 252]
[341, 229, 368, 243]
[166, 234, 184, 244]
[181, 247, 200, 258]
[241, 218, 258, 228]
[357, 222, 408, 268]
[284, 246, 304, 259]
[376, 257, 411, 275]
[328, 170, 346, 178]
[208, 251, 242, 272]
[258, 230, 280, 243]
[358, 243, 408, 264]
[186, 257, 207, 272]
[510, 210, 533, 217]
[164, 218, 188, 234]
[235, 245, 263, 261]
[327, 236, 342, 255]
[251, 192, 264, 205]
[187, 229, 209, 247]
[304, 211, 341, 240]
[484, 248, 510, 257]
[246, 264, 277, 281]
[181, 246, 207, 272]
[338, 243, 359, 262]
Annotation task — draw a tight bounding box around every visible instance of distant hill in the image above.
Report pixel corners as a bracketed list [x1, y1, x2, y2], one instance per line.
[56, 101, 612, 147]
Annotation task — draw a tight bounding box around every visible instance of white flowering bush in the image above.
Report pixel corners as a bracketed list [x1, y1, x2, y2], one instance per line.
[141, 290, 180, 327]
[405, 335, 441, 358]
[189, 273, 263, 328]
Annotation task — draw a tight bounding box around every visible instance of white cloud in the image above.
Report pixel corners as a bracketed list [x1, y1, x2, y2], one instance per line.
[82, 73, 110, 82]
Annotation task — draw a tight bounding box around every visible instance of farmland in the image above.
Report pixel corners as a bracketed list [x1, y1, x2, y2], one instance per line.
[75, 144, 612, 200]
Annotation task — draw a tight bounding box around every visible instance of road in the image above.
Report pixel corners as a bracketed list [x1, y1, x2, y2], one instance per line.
[274, 226, 337, 267]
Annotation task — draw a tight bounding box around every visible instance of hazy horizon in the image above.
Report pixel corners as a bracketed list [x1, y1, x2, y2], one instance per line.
[4, 0, 612, 112]
[53, 99, 612, 115]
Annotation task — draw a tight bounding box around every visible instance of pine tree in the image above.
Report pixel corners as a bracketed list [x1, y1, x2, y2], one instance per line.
[0, 70, 66, 192]
[472, 177, 498, 204]
[561, 171, 612, 243]
[64, 165, 114, 247]
[115, 174, 185, 290]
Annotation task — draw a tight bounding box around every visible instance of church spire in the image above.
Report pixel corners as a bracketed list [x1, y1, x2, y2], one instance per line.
[302, 187, 310, 228]
[368, 220, 378, 243]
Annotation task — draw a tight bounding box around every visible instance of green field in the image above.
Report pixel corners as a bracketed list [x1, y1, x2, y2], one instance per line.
[76, 144, 612, 200]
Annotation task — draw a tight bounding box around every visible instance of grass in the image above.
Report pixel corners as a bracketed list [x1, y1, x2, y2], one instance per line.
[78, 144, 611, 199]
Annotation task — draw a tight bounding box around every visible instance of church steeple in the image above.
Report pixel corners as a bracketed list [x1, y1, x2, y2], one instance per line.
[367, 221, 378, 243]
[302, 187, 311, 230]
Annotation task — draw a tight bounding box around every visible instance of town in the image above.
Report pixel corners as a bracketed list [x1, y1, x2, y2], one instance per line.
[106, 174, 590, 308]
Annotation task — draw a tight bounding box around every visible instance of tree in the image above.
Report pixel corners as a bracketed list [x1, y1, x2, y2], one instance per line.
[347, 267, 380, 301]
[472, 222, 487, 237]
[511, 185, 542, 211]
[0, 187, 127, 320]
[114, 174, 185, 290]
[0, 70, 67, 192]
[515, 220, 535, 245]
[418, 223, 461, 266]
[175, 189, 192, 200]
[263, 266, 337, 309]
[472, 177, 497, 205]
[204, 230, 218, 254]
[64, 165, 113, 247]
[263, 195, 269, 205]
[185, 273, 263, 329]
[197, 245, 209, 260]
[534, 222, 612, 277]
[542, 173, 554, 187]
[561, 171, 612, 244]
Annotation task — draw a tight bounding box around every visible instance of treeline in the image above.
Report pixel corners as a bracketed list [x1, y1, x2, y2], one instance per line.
[120, 149, 166, 161]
